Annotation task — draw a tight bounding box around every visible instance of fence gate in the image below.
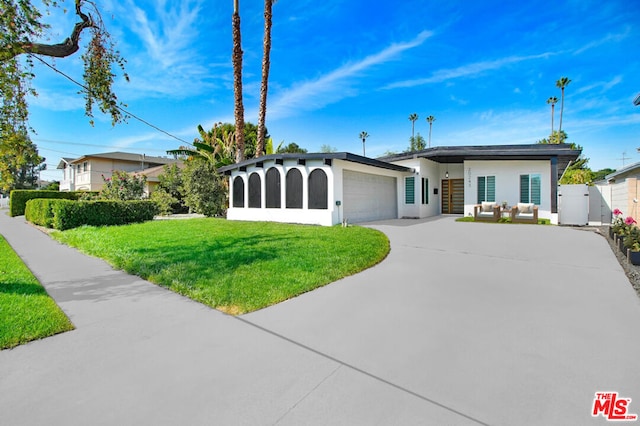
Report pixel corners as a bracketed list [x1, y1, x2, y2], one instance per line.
[558, 184, 589, 226]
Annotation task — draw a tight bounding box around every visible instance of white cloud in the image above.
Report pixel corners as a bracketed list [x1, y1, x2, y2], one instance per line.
[573, 27, 630, 55]
[266, 30, 434, 119]
[575, 75, 623, 95]
[384, 52, 557, 90]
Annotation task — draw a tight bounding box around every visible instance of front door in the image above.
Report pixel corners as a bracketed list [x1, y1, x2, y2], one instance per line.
[442, 179, 464, 214]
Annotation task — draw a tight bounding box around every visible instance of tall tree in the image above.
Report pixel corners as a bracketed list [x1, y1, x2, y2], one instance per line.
[425, 115, 436, 148]
[556, 77, 571, 143]
[256, 0, 276, 157]
[232, 0, 245, 163]
[359, 131, 369, 156]
[546, 97, 558, 138]
[0, 130, 45, 191]
[408, 113, 418, 140]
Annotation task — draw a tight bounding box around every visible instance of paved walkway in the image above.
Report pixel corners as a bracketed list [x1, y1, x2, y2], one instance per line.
[1, 211, 640, 425]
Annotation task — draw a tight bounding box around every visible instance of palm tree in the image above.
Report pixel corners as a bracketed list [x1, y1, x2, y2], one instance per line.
[232, 0, 245, 163]
[425, 115, 436, 148]
[546, 97, 558, 140]
[359, 131, 369, 156]
[256, 0, 276, 157]
[408, 113, 418, 139]
[167, 123, 235, 169]
[556, 77, 571, 144]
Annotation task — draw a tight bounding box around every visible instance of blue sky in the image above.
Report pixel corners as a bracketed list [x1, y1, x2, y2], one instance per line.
[27, 0, 640, 182]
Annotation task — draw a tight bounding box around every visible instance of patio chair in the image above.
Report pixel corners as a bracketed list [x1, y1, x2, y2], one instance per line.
[474, 202, 500, 222]
[510, 203, 538, 223]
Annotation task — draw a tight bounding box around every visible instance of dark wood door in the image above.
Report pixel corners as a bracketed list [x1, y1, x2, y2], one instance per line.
[442, 179, 464, 214]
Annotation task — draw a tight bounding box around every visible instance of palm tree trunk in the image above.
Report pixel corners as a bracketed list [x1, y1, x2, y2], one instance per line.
[428, 123, 432, 148]
[551, 103, 555, 139]
[232, 0, 245, 163]
[256, 0, 273, 158]
[558, 88, 565, 144]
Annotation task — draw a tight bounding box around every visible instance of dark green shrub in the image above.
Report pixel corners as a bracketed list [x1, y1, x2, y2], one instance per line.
[25, 199, 59, 228]
[8, 190, 91, 217]
[52, 200, 159, 230]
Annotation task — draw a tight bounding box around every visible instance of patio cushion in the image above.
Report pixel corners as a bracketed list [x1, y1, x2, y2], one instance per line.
[518, 203, 533, 214]
[481, 202, 495, 213]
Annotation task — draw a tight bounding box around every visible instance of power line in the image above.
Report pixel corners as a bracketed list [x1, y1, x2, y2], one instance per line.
[34, 138, 174, 154]
[29, 54, 194, 147]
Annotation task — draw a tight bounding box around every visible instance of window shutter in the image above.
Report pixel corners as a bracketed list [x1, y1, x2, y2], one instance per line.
[477, 176, 486, 203]
[405, 177, 415, 204]
[531, 174, 541, 205]
[487, 176, 495, 202]
[520, 175, 529, 203]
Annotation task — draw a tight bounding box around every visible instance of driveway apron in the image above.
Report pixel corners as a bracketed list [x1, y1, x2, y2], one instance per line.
[2, 212, 640, 425]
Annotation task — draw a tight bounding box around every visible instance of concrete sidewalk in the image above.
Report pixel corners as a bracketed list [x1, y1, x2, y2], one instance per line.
[1, 211, 640, 425]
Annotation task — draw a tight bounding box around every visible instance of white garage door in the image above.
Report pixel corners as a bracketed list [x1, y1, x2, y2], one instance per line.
[343, 170, 397, 223]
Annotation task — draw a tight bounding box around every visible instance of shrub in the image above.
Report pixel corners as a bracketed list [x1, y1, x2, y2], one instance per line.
[100, 170, 146, 201]
[150, 189, 178, 216]
[182, 160, 227, 217]
[9, 190, 82, 217]
[25, 199, 58, 228]
[52, 200, 159, 230]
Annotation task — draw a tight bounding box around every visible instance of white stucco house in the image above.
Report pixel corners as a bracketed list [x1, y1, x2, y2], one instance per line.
[218, 144, 581, 226]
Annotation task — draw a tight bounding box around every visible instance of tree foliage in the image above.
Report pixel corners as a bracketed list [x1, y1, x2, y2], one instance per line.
[537, 130, 591, 183]
[167, 122, 268, 167]
[1, 1, 126, 191]
[1, 0, 129, 130]
[320, 144, 337, 153]
[0, 130, 45, 191]
[407, 132, 426, 152]
[182, 160, 227, 217]
[276, 142, 307, 154]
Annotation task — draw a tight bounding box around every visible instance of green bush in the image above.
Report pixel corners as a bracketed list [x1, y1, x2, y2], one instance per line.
[8, 190, 91, 217]
[25, 199, 59, 228]
[52, 200, 159, 230]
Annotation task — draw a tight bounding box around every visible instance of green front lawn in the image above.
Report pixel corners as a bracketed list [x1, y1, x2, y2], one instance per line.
[51, 219, 389, 314]
[0, 236, 74, 350]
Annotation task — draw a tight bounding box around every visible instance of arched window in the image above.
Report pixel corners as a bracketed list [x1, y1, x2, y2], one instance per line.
[308, 169, 328, 210]
[265, 168, 281, 208]
[232, 176, 245, 208]
[286, 169, 303, 209]
[248, 173, 261, 208]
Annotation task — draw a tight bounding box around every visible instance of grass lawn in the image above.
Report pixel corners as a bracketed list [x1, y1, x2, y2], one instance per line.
[51, 219, 390, 314]
[0, 236, 74, 350]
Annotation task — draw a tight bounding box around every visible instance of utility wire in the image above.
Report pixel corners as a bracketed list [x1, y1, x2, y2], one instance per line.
[29, 54, 194, 147]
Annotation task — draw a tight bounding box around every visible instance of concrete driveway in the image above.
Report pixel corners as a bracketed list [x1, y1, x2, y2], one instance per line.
[1, 213, 640, 425]
[245, 217, 640, 425]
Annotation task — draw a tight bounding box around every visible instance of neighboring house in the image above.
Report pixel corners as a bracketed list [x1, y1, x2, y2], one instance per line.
[588, 162, 640, 225]
[57, 152, 178, 192]
[219, 143, 581, 226]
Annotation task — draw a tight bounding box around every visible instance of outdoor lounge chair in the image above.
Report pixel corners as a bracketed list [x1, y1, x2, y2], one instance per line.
[510, 203, 538, 223]
[474, 202, 500, 222]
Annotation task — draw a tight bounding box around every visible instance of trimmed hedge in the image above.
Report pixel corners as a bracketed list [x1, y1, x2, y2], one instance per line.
[9, 190, 84, 217]
[24, 199, 159, 230]
[25, 199, 59, 228]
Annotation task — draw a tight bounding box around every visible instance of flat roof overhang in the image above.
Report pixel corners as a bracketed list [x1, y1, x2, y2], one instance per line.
[378, 144, 581, 176]
[218, 152, 414, 175]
